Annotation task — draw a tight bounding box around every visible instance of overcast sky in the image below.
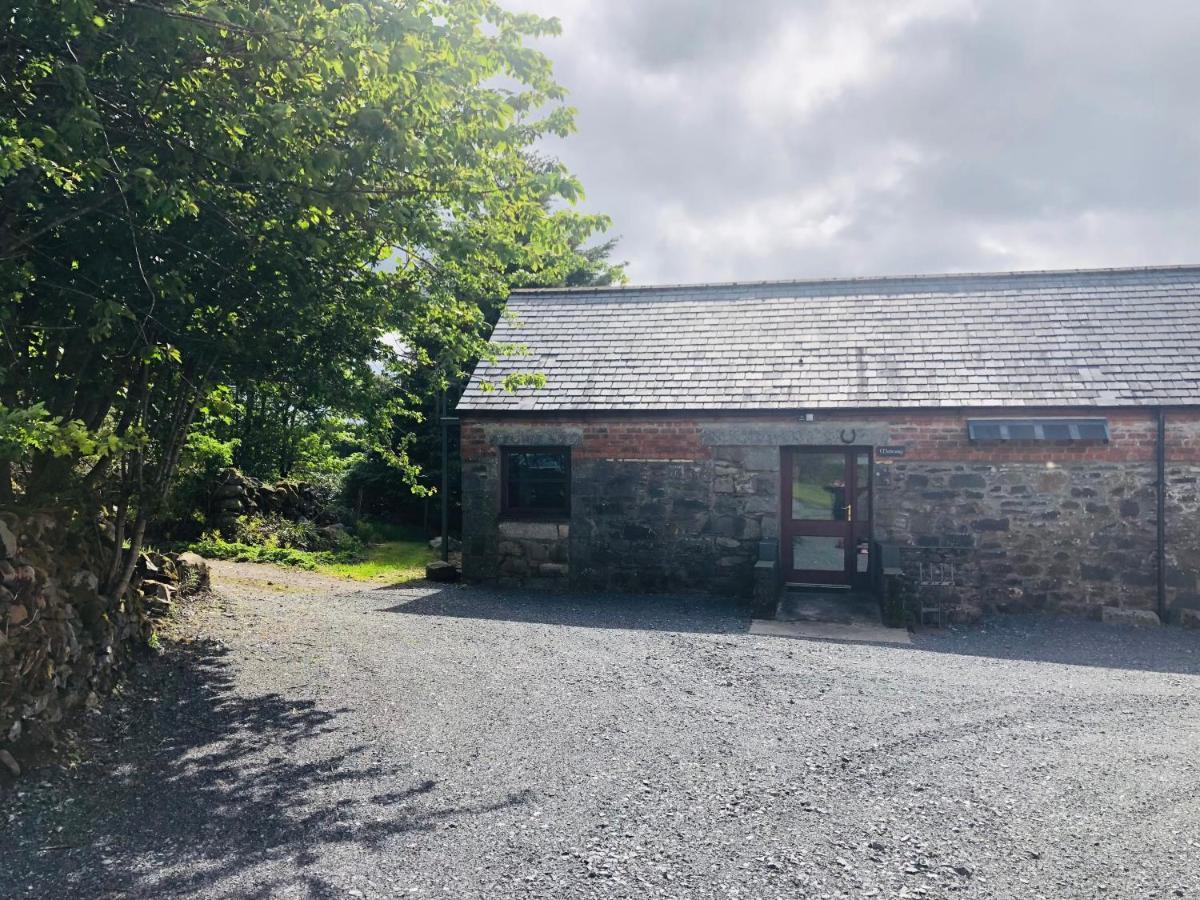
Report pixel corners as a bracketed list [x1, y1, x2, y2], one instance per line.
[516, 0, 1200, 284]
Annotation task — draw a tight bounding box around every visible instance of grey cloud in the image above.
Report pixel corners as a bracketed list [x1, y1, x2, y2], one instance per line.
[520, 0, 1200, 282]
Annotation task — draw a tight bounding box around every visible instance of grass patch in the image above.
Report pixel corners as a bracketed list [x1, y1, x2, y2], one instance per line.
[188, 535, 339, 570]
[316, 541, 435, 582]
[188, 533, 435, 583]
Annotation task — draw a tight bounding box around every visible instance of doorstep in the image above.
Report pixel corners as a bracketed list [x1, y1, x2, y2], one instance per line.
[749, 618, 912, 645]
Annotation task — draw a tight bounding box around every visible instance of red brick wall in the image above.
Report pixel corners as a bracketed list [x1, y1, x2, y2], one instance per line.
[887, 410, 1167, 463]
[460, 408, 1200, 463]
[460, 418, 711, 461]
[573, 421, 712, 461]
[460, 420, 490, 462]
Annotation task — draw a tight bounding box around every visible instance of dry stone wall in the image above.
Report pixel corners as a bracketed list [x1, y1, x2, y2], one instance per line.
[0, 510, 207, 770]
[209, 468, 330, 532]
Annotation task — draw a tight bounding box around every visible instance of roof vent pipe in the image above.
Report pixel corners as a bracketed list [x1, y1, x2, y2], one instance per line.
[1156, 407, 1167, 621]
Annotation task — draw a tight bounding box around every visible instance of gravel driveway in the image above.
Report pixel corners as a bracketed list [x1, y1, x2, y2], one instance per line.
[4, 560, 1200, 899]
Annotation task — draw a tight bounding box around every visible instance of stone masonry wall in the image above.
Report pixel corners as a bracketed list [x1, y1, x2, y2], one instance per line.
[495, 520, 570, 589]
[462, 420, 774, 597]
[460, 408, 1200, 618]
[874, 461, 1160, 619]
[1, 509, 209, 770]
[873, 409, 1200, 617]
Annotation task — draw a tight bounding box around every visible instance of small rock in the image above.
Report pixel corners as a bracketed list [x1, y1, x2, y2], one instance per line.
[425, 560, 460, 583]
[143, 581, 176, 604]
[0, 749, 20, 777]
[1177, 608, 1200, 630]
[0, 520, 16, 558]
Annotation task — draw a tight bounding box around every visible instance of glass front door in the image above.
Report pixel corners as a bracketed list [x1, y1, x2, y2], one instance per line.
[781, 447, 872, 585]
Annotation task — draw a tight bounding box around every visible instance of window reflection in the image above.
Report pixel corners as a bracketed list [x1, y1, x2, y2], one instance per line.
[792, 452, 846, 520]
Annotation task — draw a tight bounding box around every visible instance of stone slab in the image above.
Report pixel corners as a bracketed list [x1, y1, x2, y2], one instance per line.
[1101, 607, 1160, 627]
[700, 422, 891, 448]
[749, 618, 912, 645]
[498, 520, 561, 540]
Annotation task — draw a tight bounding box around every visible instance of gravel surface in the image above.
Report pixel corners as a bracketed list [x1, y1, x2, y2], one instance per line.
[3, 559, 1200, 899]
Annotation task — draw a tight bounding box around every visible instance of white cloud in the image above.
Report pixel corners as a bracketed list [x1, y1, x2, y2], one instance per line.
[738, 0, 976, 125]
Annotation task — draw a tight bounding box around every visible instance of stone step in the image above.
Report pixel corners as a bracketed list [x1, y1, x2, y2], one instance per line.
[776, 589, 882, 625]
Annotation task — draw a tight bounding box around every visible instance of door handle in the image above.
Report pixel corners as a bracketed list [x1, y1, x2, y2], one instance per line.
[844, 504, 853, 522]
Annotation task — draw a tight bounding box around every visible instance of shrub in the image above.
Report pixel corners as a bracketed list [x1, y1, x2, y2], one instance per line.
[189, 530, 366, 569]
[352, 518, 424, 544]
[231, 514, 363, 555]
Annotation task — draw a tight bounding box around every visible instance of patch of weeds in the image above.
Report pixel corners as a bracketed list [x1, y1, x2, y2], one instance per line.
[188, 532, 363, 570]
[179, 568, 202, 594]
[188, 532, 433, 584]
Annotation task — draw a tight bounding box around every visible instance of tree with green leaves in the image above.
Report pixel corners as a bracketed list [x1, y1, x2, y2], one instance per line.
[0, 0, 614, 597]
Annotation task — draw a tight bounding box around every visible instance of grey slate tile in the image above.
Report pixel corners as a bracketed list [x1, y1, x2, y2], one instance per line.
[458, 265, 1200, 411]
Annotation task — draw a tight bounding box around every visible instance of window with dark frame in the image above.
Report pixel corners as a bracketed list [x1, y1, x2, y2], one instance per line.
[967, 418, 1110, 442]
[502, 447, 570, 517]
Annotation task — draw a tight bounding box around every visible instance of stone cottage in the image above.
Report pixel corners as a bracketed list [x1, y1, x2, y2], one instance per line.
[456, 265, 1200, 621]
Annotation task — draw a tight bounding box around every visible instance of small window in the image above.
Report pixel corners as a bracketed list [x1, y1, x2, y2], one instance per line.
[1075, 420, 1110, 441]
[1007, 421, 1038, 440]
[502, 447, 570, 517]
[969, 421, 1004, 441]
[967, 418, 1110, 443]
[1040, 422, 1073, 440]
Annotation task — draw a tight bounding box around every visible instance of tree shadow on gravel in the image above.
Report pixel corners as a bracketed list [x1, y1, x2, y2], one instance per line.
[377, 584, 751, 635]
[2, 638, 531, 899]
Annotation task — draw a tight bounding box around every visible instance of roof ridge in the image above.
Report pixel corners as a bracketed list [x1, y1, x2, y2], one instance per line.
[509, 262, 1200, 297]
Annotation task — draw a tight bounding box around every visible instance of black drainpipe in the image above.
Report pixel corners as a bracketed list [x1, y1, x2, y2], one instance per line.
[1156, 406, 1167, 621]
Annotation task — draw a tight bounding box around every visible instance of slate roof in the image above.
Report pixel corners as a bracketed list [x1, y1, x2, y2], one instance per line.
[457, 265, 1200, 411]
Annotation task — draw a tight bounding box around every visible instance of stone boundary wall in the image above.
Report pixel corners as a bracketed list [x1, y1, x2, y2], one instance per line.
[460, 408, 1200, 618]
[209, 467, 331, 533]
[1, 510, 208, 772]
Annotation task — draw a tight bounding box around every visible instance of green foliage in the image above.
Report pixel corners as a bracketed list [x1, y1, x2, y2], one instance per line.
[188, 534, 329, 570]
[159, 390, 241, 539]
[352, 518, 425, 544]
[0, 0, 617, 587]
[187, 531, 430, 582]
[231, 514, 362, 555]
[0, 401, 134, 463]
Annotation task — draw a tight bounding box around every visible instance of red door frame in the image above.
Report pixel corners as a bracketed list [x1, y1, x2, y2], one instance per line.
[780, 446, 872, 586]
